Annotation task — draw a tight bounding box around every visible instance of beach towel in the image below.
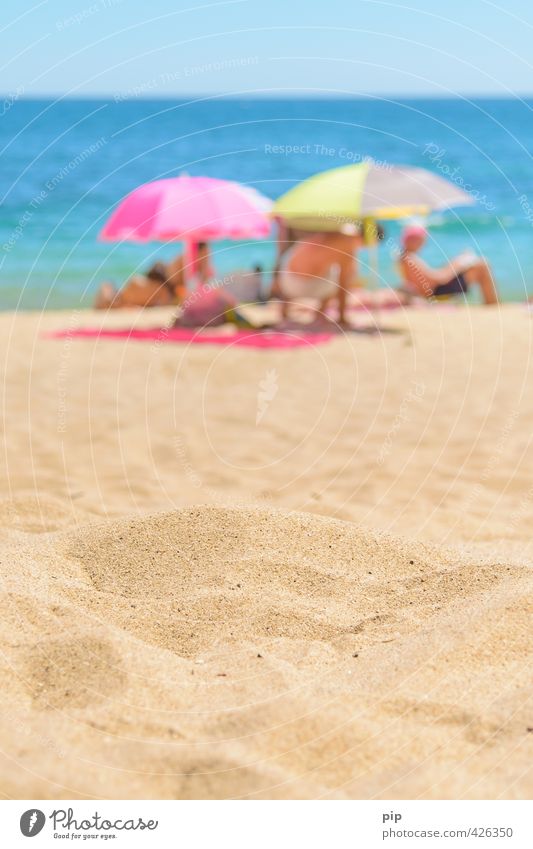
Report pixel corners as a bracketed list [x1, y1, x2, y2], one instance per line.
[45, 327, 333, 349]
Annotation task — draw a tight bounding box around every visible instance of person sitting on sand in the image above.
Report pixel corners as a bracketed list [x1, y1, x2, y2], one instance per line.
[165, 241, 213, 303]
[278, 225, 363, 327]
[94, 262, 177, 309]
[398, 224, 498, 304]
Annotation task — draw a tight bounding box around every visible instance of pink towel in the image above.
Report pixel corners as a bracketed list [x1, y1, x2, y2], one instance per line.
[45, 327, 333, 349]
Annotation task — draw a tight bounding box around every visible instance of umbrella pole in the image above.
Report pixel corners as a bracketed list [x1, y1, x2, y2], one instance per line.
[368, 243, 380, 330]
[363, 218, 381, 330]
[184, 239, 199, 293]
[369, 242, 380, 283]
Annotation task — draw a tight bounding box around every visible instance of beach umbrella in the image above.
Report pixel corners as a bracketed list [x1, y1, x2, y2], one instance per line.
[99, 175, 272, 278]
[273, 161, 473, 229]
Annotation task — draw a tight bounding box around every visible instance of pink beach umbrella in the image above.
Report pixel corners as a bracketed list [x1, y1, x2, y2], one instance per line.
[99, 175, 272, 280]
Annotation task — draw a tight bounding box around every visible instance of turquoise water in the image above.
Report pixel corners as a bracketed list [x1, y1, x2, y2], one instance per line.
[1, 97, 533, 309]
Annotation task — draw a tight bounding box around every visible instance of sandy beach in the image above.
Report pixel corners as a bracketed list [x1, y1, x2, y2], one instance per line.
[1, 304, 532, 800]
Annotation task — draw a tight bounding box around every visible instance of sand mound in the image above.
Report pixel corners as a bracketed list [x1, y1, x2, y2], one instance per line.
[54, 507, 512, 657]
[0, 504, 531, 800]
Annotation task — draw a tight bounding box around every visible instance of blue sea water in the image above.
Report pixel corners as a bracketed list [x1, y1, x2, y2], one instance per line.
[1, 96, 533, 309]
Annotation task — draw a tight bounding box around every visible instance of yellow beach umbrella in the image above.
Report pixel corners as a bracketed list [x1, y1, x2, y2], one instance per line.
[273, 160, 473, 229]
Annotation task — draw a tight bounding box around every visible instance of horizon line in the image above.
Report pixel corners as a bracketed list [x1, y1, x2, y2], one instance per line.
[4, 92, 533, 102]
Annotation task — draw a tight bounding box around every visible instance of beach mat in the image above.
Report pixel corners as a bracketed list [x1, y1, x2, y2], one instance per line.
[45, 327, 333, 349]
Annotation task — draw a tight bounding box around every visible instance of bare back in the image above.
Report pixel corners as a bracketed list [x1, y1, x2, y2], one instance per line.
[287, 233, 357, 280]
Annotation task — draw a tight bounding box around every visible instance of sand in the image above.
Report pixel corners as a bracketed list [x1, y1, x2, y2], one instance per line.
[0, 304, 532, 799]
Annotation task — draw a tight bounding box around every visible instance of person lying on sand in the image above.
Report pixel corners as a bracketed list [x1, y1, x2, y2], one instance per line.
[398, 224, 498, 304]
[94, 242, 215, 310]
[94, 262, 177, 309]
[278, 226, 363, 327]
[173, 282, 274, 330]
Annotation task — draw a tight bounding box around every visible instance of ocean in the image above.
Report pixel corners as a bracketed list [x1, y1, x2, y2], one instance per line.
[1, 96, 533, 309]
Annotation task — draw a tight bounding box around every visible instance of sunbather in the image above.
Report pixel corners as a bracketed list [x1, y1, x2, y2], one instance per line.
[94, 262, 176, 309]
[398, 224, 498, 304]
[165, 241, 213, 302]
[174, 282, 273, 330]
[94, 242, 215, 310]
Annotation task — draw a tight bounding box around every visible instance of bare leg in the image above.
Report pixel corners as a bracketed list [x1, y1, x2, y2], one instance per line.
[279, 297, 291, 320]
[464, 261, 498, 305]
[318, 296, 333, 316]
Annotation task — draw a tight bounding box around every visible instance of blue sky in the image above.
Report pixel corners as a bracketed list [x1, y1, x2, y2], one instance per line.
[2, 0, 533, 97]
